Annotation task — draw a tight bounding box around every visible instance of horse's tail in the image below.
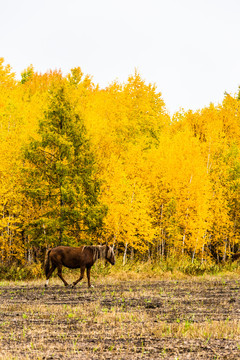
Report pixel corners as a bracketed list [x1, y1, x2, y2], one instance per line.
[44, 249, 51, 276]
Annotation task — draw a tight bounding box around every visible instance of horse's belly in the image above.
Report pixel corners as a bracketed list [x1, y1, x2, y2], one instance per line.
[63, 259, 81, 269]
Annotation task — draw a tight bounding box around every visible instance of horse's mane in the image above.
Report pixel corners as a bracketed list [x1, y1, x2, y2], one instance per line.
[82, 245, 109, 262]
[95, 245, 108, 261]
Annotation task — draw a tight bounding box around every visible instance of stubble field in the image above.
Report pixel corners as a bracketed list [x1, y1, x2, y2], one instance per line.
[0, 275, 240, 359]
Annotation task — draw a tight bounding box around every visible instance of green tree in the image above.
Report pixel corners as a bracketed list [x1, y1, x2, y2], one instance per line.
[22, 78, 107, 247]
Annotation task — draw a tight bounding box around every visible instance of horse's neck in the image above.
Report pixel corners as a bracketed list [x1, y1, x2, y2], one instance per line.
[96, 245, 106, 260]
[91, 245, 104, 262]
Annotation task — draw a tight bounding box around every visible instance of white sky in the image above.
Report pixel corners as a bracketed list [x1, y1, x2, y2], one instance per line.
[1, 0, 240, 114]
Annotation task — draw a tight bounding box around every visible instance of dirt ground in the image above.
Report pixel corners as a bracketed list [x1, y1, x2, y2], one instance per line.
[0, 276, 240, 359]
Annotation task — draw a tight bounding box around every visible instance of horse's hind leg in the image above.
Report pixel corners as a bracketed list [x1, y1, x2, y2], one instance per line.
[45, 264, 57, 287]
[71, 267, 85, 288]
[57, 265, 69, 287]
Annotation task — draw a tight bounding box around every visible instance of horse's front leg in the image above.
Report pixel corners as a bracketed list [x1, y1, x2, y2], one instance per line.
[71, 267, 85, 288]
[86, 266, 93, 288]
[57, 265, 69, 287]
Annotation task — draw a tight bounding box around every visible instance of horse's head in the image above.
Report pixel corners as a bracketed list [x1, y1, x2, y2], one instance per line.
[105, 245, 115, 265]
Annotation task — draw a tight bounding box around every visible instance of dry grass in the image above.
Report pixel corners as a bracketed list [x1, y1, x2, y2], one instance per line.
[0, 277, 240, 359]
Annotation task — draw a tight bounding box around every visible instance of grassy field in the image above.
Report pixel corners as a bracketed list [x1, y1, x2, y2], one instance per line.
[0, 268, 240, 359]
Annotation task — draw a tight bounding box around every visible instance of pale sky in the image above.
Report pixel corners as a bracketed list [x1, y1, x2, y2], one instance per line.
[1, 0, 240, 114]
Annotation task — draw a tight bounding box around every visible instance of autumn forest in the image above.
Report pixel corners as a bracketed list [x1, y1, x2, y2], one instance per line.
[1, 57, 240, 268]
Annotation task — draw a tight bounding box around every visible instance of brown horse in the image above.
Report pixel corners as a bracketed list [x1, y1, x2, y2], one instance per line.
[44, 245, 115, 288]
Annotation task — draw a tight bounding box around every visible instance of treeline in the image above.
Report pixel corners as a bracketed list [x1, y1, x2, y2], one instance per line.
[1, 58, 240, 266]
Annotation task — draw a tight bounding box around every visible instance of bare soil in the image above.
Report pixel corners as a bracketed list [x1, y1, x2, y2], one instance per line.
[0, 277, 240, 359]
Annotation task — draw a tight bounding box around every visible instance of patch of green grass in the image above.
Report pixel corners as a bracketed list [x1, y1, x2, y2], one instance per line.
[1, 254, 240, 283]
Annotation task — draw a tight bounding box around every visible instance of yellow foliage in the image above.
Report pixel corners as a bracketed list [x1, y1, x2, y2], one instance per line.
[0, 58, 240, 264]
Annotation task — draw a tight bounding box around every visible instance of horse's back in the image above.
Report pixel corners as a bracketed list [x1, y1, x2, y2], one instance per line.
[49, 245, 94, 268]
